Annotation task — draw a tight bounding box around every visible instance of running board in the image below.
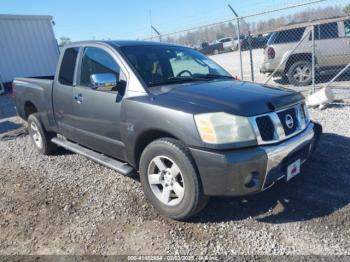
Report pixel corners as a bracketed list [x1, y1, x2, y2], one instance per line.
[51, 137, 135, 176]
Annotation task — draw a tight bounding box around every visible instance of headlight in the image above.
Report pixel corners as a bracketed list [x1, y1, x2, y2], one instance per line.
[303, 104, 310, 122]
[194, 112, 256, 144]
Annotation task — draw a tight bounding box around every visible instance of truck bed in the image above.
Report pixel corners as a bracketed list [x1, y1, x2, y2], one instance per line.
[13, 76, 55, 128]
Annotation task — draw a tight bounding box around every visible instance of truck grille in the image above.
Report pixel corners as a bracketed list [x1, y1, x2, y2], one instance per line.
[277, 107, 298, 136]
[251, 104, 308, 145]
[255, 116, 275, 141]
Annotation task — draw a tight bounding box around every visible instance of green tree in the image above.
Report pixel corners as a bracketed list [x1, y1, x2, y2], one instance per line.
[344, 4, 350, 15]
[58, 36, 72, 47]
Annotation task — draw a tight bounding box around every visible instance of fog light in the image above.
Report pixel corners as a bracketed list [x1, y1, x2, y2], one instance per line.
[244, 171, 260, 188]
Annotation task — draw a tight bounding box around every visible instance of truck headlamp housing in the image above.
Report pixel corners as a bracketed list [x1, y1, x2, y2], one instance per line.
[194, 112, 256, 144]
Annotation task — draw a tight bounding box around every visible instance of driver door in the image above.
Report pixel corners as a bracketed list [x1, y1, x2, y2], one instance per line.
[72, 46, 128, 160]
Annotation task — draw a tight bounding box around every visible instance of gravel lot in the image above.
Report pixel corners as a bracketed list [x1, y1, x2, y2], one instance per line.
[0, 89, 350, 256]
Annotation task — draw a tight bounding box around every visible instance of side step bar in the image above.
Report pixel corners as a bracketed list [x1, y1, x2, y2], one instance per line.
[51, 137, 135, 176]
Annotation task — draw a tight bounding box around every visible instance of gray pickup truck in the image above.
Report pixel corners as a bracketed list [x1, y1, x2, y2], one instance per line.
[13, 41, 322, 220]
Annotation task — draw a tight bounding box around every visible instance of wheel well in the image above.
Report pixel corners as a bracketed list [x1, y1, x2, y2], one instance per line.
[134, 130, 177, 169]
[285, 53, 315, 73]
[24, 101, 38, 120]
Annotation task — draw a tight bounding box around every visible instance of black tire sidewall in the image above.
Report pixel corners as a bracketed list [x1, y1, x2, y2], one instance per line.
[139, 139, 201, 220]
[287, 61, 312, 86]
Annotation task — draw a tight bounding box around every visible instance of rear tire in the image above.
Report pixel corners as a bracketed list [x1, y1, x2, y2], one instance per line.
[28, 114, 57, 155]
[139, 138, 209, 220]
[287, 60, 312, 86]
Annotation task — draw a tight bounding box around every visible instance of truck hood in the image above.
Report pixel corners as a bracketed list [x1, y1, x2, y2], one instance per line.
[156, 80, 304, 116]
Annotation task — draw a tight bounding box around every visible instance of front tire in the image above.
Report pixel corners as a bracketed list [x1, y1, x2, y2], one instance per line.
[287, 60, 312, 86]
[139, 138, 208, 220]
[28, 114, 57, 155]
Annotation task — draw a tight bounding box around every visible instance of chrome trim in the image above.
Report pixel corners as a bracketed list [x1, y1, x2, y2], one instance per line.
[249, 103, 309, 145]
[261, 123, 314, 189]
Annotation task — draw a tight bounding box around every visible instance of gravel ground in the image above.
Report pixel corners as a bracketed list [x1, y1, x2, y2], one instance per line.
[0, 93, 349, 256]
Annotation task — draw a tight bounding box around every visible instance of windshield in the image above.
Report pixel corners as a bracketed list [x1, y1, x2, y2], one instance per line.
[120, 45, 232, 87]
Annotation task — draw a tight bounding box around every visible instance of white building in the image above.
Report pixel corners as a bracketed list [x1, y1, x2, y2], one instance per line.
[0, 14, 59, 93]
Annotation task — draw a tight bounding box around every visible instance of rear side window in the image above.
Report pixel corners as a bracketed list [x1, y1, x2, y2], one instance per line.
[344, 20, 350, 37]
[315, 22, 339, 39]
[221, 38, 231, 43]
[273, 28, 306, 44]
[58, 47, 79, 85]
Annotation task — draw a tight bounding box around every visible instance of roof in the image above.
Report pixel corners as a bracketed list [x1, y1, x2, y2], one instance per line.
[106, 40, 183, 48]
[0, 14, 53, 20]
[252, 15, 350, 36]
[64, 40, 185, 49]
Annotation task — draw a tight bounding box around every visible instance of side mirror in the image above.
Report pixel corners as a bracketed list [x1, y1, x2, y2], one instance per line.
[90, 73, 117, 90]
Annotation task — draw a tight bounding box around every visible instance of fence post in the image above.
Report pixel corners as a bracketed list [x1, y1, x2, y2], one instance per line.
[228, 5, 243, 80]
[248, 32, 254, 82]
[311, 25, 316, 93]
[236, 19, 244, 80]
[0, 74, 5, 95]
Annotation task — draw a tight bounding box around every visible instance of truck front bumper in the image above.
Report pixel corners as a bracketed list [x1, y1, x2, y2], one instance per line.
[190, 122, 321, 196]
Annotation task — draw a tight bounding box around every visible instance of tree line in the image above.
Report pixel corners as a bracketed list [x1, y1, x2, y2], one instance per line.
[58, 4, 350, 47]
[164, 5, 349, 45]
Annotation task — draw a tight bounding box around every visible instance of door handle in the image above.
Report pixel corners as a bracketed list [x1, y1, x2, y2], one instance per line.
[74, 93, 83, 104]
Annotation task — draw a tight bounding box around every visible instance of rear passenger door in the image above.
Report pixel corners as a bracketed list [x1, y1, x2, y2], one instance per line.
[314, 22, 342, 67]
[72, 46, 128, 160]
[53, 47, 80, 140]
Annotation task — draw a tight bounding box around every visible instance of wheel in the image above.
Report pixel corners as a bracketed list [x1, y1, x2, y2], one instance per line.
[139, 138, 209, 220]
[27, 114, 57, 155]
[213, 49, 219, 55]
[287, 60, 312, 86]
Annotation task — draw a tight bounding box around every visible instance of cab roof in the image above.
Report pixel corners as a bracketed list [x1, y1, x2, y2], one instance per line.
[105, 40, 184, 48]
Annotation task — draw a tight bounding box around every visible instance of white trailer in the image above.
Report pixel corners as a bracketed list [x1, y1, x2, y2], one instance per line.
[0, 14, 59, 94]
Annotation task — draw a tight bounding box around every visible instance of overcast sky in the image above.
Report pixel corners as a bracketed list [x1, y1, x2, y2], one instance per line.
[1, 0, 336, 40]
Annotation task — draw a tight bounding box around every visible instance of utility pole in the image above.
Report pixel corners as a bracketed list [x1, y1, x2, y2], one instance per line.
[228, 4, 243, 80]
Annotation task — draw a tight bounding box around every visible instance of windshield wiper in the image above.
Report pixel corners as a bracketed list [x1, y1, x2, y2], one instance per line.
[148, 76, 208, 87]
[201, 74, 234, 79]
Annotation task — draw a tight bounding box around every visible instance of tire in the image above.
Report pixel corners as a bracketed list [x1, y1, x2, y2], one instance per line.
[139, 138, 209, 220]
[287, 60, 312, 86]
[27, 113, 57, 155]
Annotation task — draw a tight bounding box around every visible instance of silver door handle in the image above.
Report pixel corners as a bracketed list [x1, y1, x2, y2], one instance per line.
[74, 94, 83, 104]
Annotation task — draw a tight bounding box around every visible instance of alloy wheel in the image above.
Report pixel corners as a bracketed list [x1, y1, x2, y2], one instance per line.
[147, 156, 185, 206]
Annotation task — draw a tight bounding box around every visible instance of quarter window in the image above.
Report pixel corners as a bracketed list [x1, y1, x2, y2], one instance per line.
[315, 22, 339, 40]
[80, 47, 125, 91]
[344, 20, 350, 37]
[58, 47, 79, 85]
[273, 28, 306, 44]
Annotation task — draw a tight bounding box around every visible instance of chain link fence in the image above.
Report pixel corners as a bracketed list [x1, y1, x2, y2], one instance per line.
[146, 0, 350, 101]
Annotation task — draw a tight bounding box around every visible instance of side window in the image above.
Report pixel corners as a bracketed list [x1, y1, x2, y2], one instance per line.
[80, 47, 125, 91]
[315, 22, 339, 40]
[58, 47, 79, 85]
[344, 20, 350, 37]
[274, 28, 305, 44]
